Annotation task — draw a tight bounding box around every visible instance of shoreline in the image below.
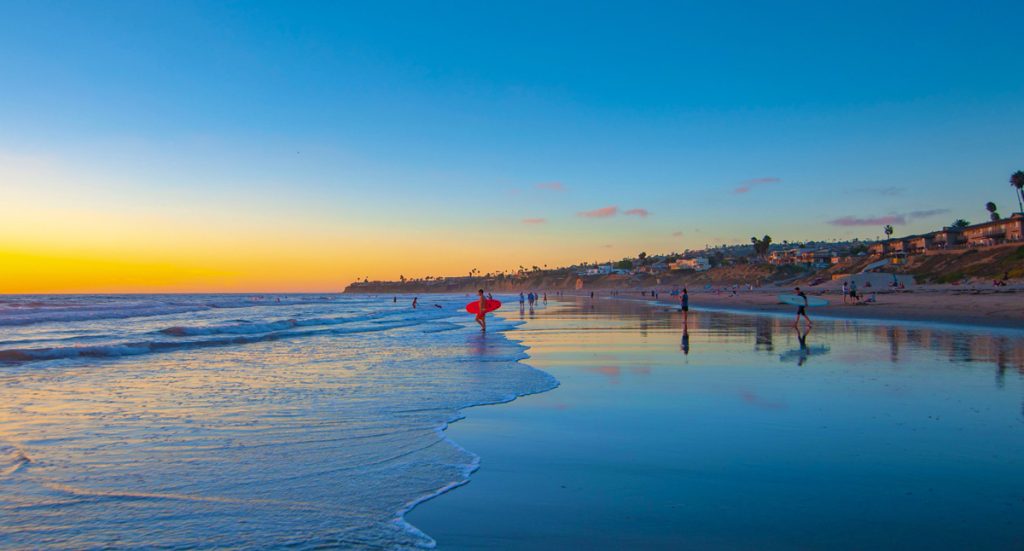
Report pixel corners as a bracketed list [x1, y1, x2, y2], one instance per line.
[399, 316, 560, 547]
[639, 288, 1024, 329]
[406, 296, 1024, 549]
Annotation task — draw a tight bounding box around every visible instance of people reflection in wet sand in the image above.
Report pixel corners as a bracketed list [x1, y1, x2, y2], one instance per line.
[796, 325, 810, 366]
[754, 317, 774, 352]
[681, 322, 690, 355]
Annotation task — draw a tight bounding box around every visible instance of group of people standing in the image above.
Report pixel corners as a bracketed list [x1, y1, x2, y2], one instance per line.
[519, 291, 546, 308]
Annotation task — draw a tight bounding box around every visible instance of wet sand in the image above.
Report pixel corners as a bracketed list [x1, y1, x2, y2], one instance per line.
[407, 297, 1024, 549]
[646, 287, 1024, 329]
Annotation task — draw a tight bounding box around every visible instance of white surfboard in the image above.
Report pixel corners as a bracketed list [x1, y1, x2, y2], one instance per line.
[778, 294, 828, 307]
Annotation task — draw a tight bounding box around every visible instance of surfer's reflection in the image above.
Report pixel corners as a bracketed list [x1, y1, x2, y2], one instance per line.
[779, 326, 830, 366]
[681, 322, 690, 355]
[468, 332, 488, 356]
[754, 317, 773, 352]
[796, 326, 810, 366]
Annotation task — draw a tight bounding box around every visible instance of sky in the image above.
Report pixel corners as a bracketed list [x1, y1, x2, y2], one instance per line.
[2, 0, 1023, 292]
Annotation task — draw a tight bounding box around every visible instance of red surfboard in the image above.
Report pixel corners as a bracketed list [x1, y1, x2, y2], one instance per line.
[466, 299, 501, 314]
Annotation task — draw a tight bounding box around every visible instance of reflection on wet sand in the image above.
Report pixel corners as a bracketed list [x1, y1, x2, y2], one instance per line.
[558, 296, 1024, 373]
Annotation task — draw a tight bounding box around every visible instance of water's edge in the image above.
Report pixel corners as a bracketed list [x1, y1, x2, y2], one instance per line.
[398, 319, 559, 548]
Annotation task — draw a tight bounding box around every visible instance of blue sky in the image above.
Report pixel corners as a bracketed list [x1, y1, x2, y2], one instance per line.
[2, 1, 1023, 289]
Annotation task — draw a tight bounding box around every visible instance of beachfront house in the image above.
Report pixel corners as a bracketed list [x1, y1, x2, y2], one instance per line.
[769, 248, 810, 266]
[830, 251, 851, 265]
[962, 213, 1024, 247]
[797, 249, 834, 268]
[904, 234, 934, 254]
[583, 264, 615, 276]
[931, 227, 965, 249]
[669, 257, 710, 272]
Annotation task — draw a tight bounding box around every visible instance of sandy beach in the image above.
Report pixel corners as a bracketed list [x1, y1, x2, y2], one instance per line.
[408, 296, 1024, 549]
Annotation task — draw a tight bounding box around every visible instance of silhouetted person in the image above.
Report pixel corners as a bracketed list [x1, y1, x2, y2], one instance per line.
[474, 289, 487, 332]
[680, 287, 689, 323]
[793, 287, 811, 327]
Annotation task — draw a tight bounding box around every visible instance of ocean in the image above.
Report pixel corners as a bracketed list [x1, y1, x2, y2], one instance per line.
[0, 294, 556, 548]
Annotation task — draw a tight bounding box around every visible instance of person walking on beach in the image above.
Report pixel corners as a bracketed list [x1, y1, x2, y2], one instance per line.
[680, 287, 689, 323]
[475, 289, 488, 333]
[519, 292, 525, 307]
[841, 282, 848, 304]
[849, 280, 859, 304]
[794, 287, 811, 327]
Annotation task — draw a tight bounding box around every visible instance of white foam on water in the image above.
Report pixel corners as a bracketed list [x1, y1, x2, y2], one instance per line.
[0, 293, 556, 549]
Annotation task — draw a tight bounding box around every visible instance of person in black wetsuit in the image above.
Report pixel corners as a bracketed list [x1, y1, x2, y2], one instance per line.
[793, 287, 811, 327]
[680, 287, 689, 323]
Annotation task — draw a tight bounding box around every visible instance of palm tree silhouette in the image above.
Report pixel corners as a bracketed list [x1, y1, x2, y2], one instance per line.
[884, 225, 894, 240]
[1011, 171, 1024, 214]
[986, 202, 1000, 221]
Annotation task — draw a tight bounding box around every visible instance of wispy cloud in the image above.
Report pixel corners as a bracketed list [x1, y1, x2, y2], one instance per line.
[521, 218, 546, 224]
[577, 206, 618, 218]
[734, 177, 782, 194]
[827, 208, 951, 227]
[601, 244, 613, 248]
[828, 214, 906, 227]
[908, 208, 950, 219]
[672, 231, 683, 237]
[535, 181, 565, 192]
[855, 186, 905, 197]
[623, 208, 650, 217]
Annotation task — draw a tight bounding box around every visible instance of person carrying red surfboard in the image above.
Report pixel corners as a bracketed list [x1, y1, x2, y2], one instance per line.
[475, 289, 488, 333]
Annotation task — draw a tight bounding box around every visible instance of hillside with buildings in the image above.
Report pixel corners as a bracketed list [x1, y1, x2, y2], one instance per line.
[345, 213, 1024, 294]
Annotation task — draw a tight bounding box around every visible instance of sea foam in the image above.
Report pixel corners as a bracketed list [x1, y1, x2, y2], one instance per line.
[0, 293, 556, 548]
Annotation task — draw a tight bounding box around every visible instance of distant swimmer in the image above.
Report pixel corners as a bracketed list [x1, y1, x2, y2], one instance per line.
[394, 296, 397, 303]
[793, 287, 811, 327]
[412, 297, 418, 309]
[475, 289, 487, 332]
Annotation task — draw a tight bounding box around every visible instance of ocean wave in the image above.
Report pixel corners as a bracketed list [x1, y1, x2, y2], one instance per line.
[0, 295, 351, 327]
[0, 304, 207, 327]
[0, 319, 432, 366]
[0, 444, 31, 477]
[156, 310, 405, 337]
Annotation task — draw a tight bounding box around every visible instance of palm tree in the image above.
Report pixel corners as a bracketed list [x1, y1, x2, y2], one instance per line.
[884, 224, 894, 240]
[1011, 171, 1024, 214]
[986, 201, 1000, 221]
[952, 219, 970, 229]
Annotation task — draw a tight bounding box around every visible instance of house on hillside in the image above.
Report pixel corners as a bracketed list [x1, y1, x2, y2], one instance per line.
[868, 241, 890, 256]
[962, 213, 1024, 247]
[583, 264, 614, 276]
[904, 234, 933, 254]
[931, 227, 965, 249]
[669, 257, 710, 272]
